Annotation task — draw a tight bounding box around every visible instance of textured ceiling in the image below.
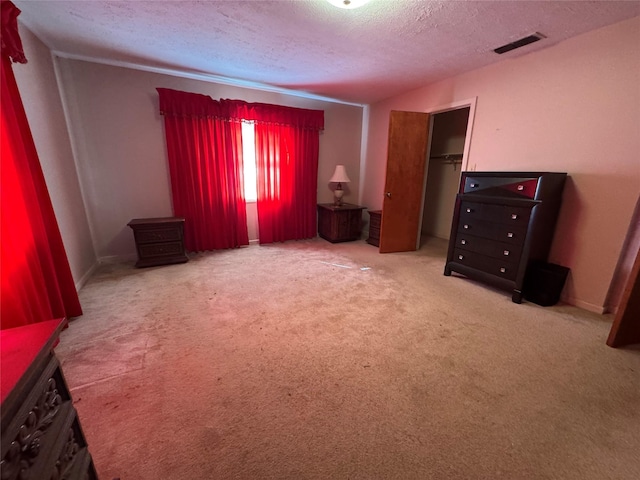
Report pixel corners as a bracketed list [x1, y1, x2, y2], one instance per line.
[14, 0, 640, 105]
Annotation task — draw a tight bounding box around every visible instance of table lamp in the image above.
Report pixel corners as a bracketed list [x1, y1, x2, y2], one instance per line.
[329, 165, 351, 206]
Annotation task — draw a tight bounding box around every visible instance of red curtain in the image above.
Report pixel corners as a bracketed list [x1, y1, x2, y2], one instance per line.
[157, 88, 249, 251]
[1, 1, 82, 329]
[235, 102, 323, 244]
[157, 90, 324, 247]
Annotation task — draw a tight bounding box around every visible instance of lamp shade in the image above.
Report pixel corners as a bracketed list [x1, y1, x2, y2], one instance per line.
[329, 165, 351, 183]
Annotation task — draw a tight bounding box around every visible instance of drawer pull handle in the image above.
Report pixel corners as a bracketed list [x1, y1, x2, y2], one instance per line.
[461, 239, 466, 245]
[500, 267, 506, 273]
[507, 232, 514, 238]
[511, 214, 518, 220]
[517, 184, 524, 191]
[458, 255, 464, 260]
[463, 224, 469, 229]
[503, 250, 510, 256]
[466, 208, 472, 213]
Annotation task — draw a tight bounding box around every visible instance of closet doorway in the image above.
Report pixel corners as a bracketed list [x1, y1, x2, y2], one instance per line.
[419, 103, 474, 247]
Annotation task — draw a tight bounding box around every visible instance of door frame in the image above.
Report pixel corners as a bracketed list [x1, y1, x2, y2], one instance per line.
[415, 97, 478, 249]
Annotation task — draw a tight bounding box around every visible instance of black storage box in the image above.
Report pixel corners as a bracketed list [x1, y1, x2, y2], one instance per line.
[523, 262, 570, 306]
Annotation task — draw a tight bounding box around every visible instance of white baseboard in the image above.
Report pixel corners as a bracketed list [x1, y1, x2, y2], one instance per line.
[98, 253, 137, 265]
[75, 261, 99, 292]
[562, 295, 606, 314]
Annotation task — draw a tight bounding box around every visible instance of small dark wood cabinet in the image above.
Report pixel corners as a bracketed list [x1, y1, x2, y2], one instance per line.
[1, 319, 98, 480]
[128, 217, 188, 268]
[444, 171, 566, 303]
[317, 203, 365, 243]
[367, 210, 382, 247]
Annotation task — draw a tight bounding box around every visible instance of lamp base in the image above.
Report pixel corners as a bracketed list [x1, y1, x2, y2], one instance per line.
[333, 184, 345, 207]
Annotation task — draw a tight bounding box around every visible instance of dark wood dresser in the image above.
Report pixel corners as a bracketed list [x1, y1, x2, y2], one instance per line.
[367, 210, 382, 247]
[444, 171, 566, 303]
[128, 217, 188, 267]
[1, 319, 98, 480]
[317, 203, 366, 243]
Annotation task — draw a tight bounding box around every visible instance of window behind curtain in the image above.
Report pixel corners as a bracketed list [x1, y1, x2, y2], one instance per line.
[242, 121, 257, 203]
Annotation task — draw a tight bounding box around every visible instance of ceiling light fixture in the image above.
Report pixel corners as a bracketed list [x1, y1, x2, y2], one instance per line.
[326, 0, 370, 9]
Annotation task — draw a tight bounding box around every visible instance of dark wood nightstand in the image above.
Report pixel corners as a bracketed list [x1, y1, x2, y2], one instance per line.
[128, 217, 188, 267]
[317, 203, 366, 243]
[367, 210, 382, 247]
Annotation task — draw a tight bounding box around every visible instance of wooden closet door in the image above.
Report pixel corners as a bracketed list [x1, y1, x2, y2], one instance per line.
[379, 110, 430, 253]
[607, 245, 640, 347]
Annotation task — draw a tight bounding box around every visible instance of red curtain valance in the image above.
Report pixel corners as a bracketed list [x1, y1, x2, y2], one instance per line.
[157, 88, 237, 118]
[157, 88, 324, 131]
[229, 100, 324, 131]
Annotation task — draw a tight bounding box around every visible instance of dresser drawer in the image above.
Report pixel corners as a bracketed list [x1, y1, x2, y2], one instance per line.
[463, 176, 539, 199]
[134, 226, 182, 244]
[460, 201, 531, 227]
[452, 249, 519, 280]
[457, 217, 528, 244]
[455, 233, 523, 260]
[139, 241, 185, 259]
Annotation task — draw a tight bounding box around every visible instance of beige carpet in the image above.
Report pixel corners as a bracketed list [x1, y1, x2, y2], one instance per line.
[56, 237, 640, 480]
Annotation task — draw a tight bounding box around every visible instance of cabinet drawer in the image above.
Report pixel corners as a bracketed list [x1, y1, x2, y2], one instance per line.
[134, 227, 182, 244]
[369, 210, 382, 229]
[452, 249, 519, 280]
[455, 233, 523, 260]
[463, 176, 539, 199]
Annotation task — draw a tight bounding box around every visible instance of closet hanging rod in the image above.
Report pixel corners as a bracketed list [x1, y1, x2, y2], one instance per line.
[430, 153, 463, 161]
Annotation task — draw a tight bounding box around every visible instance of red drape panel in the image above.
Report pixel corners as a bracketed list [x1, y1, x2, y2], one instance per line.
[157, 88, 249, 251]
[234, 101, 323, 244]
[1, 1, 82, 329]
[253, 122, 320, 244]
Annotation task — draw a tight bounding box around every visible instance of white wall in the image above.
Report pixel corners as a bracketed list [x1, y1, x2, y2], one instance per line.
[13, 26, 96, 289]
[361, 17, 640, 313]
[54, 59, 363, 259]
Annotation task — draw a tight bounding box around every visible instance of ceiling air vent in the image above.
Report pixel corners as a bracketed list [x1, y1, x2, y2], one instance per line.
[493, 33, 545, 54]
